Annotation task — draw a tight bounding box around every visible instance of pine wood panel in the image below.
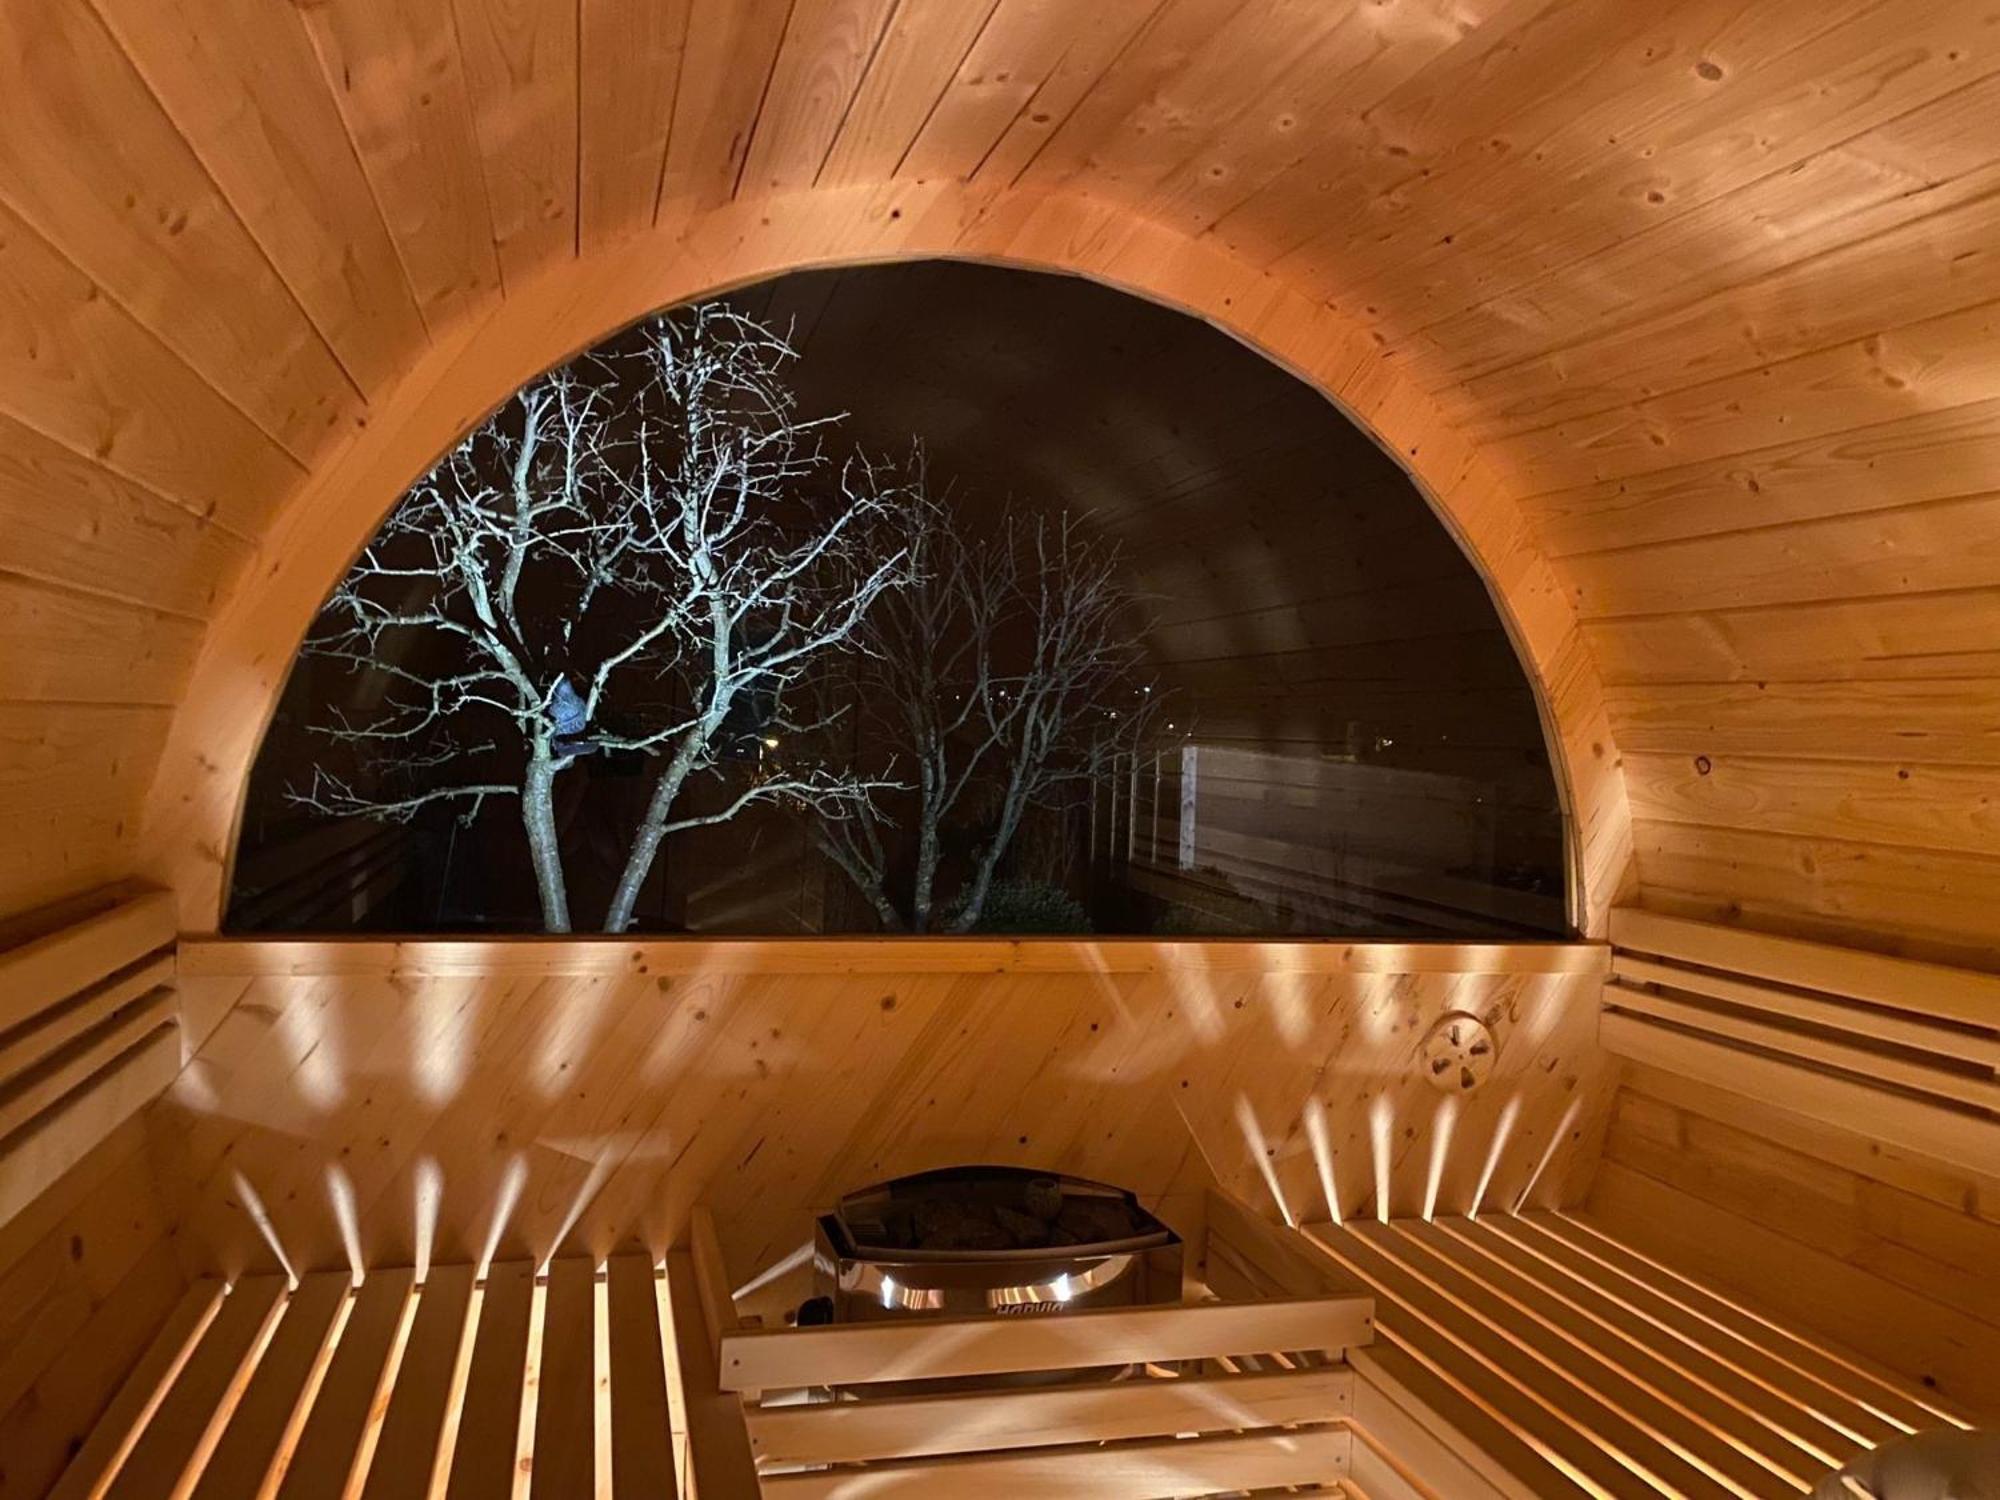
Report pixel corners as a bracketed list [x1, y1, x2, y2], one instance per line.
[455, 0, 579, 284]
[148, 943, 1613, 1292]
[576, 0, 689, 250]
[294, 0, 501, 327]
[1584, 1163, 1999, 1420]
[87, 0, 426, 394]
[0, 1118, 191, 1500]
[0, 4, 357, 461]
[0, 0, 1993, 975]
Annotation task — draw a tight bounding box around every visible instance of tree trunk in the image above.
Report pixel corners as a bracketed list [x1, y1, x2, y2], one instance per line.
[948, 792, 1027, 933]
[521, 754, 571, 932]
[909, 814, 941, 933]
[603, 733, 703, 932]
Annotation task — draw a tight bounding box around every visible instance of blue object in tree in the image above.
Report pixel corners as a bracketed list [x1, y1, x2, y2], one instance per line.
[550, 675, 600, 759]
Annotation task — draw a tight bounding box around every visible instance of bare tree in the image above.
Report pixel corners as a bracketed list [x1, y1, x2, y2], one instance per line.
[813, 459, 1160, 932]
[294, 306, 913, 933]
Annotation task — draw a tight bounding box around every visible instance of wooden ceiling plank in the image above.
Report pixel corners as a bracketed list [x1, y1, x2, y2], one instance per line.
[455, 0, 580, 286]
[0, 412, 246, 620]
[1012, 0, 1250, 189]
[0, 577, 204, 706]
[817, 0, 1002, 187]
[1450, 175, 2000, 440]
[1491, 297, 2000, 491]
[577, 0, 691, 251]
[1566, 490, 2000, 620]
[295, 0, 502, 330]
[86, 0, 426, 397]
[1586, 593, 2000, 688]
[1028, 0, 1348, 198]
[908, 0, 1149, 186]
[733, 0, 903, 198]
[1429, 69, 2000, 391]
[0, 196, 302, 529]
[1273, 0, 1932, 332]
[1605, 678, 2000, 765]
[1148, 0, 1521, 237]
[0, 5, 358, 462]
[1372, 9, 2000, 366]
[1523, 396, 2000, 558]
[1221, 0, 1757, 279]
[657, 0, 794, 213]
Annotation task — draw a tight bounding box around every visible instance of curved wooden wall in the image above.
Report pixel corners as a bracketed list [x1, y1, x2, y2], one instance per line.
[1, 1, 1995, 960]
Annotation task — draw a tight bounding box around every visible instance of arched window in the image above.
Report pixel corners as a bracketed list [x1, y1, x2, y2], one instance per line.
[232, 263, 1567, 938]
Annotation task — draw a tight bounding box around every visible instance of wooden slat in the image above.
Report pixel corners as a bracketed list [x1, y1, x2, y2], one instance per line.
[664, 1249, 759, 1500]
[360, 1263, 474, 1500]
[1346, 1344, 1552, 1500]
[757, 1423, 1352, 1498]
[1598, 1011, 2000, 1174]
[1380, 1221, 1795, 1497]
[1313, 1227, 1682, 1499]
[47, 1281, 224, 1500]
[275, 1269, 414, 1500]
[1488, 1214, 1903, 1451]
[1610, 954, 2000, 1070]
[192, 1273, 351, 1500]
[688, 1206, 736, 1360]
[443, 1261, 535, 1500]
[0, 995, 178, 1141]
[0, 954, 172, 1086]
[0, 1026, 181, 1231]
[106, 1275, 287, 1500]
[1204, 1186, 1365, 1300]
[0, 891, 174, 1034]
[177, 936, 1608, 979]
[1604, 985, 2000, 1111]
[748, 1365, 1354, 1466]
[531, 1258, 597, 1500]
[1610, 906, 2000, 1031]
[1446, 1216, 1855, 1475]
[1575, 1172, 1995, 1424]
[719, 1294, 1376, 1392]
[606, 1255, 676, 1498]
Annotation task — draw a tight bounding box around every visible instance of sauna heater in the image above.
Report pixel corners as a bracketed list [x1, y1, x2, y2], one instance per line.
[811, 1164, 1182, 1324]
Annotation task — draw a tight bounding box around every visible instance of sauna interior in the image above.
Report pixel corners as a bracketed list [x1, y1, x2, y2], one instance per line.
[2, 1, 1996, 1495]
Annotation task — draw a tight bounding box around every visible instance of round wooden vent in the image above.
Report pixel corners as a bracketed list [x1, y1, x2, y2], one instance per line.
[1421, 1011, 1496, 1093]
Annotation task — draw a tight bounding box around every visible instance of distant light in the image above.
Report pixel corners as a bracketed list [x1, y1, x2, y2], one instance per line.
[762, 736, 780, 749]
